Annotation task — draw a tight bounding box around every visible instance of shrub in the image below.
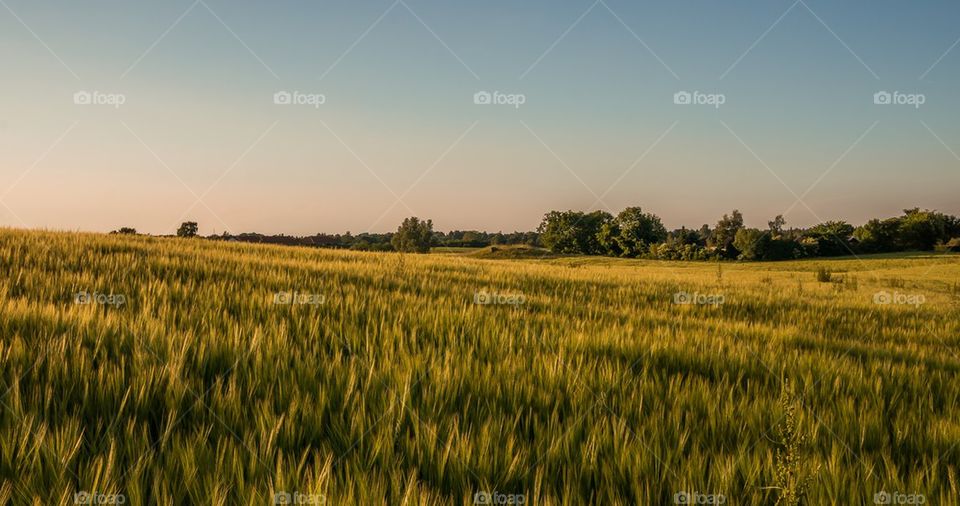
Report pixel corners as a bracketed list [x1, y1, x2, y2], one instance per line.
[815, 267, 832, 283]
[935, 237, 960, 253]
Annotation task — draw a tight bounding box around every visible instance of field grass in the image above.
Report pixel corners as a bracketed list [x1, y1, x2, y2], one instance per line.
[1, 228, 959, 505]
[465, 245, 558, 260]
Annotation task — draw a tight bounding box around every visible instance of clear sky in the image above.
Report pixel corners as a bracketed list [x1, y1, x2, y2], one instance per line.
[1, 0, 958, 234]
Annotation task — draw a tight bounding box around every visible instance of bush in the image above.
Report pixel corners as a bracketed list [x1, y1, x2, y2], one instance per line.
[815, 267, 832, 283]
[935, 237, 960, 253]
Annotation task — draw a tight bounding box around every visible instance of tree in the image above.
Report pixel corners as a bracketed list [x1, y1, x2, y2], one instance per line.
[580, 211, 614, 255]
[698, 224, 712, 245]
[111, 227, 137, 235]
[537, 210, 612, 255]
[897, 208, 947, 251]
[669, 227, 703, 247]
[854, 218, 900, 253]
[804, 221, 854, 257]
[177, 222, 198, 238]
[734, 228, 770, 260]
[597, 221, 622, 256]
[392, 217, 434, 253]
[713, 210, 744, 258]
[768, 215, 786, 236]
[538, 211, 581, 253]
[611, 207, 667, 257]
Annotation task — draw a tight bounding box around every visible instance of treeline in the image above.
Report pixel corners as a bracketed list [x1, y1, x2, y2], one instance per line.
[113, 206, 960, 259]
[537, 207, 960, 260]
[179, 229, 535, 252]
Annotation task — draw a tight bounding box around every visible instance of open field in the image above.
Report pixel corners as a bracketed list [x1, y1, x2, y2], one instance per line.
[1, 229, 959, 504]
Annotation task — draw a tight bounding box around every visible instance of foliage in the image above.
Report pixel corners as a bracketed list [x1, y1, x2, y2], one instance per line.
[854, 218, 901, 253]
[896, 208, 949, 251]
[936, 237, 960, 253]
[537, 210, 611, 255]
[804, 221, 855, 257]
[161, 208, 960, 261]
[391, 217, 434, 253]
[176, 221, 198, 238]
[713, 210, 744, 258]
[734, 228, 770, 261]
[764, 238, 803, 261]
[612, 207, 667, 257]
[597, 221, 623, 257]
[769, 215, 786, 235]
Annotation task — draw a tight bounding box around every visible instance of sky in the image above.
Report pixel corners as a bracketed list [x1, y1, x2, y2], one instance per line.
[0, 0, 958, 235]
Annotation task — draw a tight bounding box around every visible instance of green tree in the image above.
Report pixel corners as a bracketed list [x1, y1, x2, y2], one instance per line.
[804, 221, 854, 257]
[177, 222, 198, 238]
[391, 217, 434, 253]
[734, 228, 770, 260]
[853, 218, 900, 253]
[597, 221, 622, 256]
[768, 215, 786, 236]
[537, 210, 612, 255]
[613, 207, 667, 257]
[897, 208, 947, 251]
[669, 227, 703, 247]
[713, 210, 744, 258]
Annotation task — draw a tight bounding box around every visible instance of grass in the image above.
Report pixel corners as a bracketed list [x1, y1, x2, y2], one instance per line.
[1, 229, 959, 504]
[466, 245, 557, 260]
[430, 247, 481, 255]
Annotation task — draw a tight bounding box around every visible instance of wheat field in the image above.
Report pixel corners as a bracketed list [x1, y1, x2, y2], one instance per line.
[0, 229, 958, 505]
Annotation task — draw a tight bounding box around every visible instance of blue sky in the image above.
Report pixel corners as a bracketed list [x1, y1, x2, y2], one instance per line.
[1, 0, 958, 234]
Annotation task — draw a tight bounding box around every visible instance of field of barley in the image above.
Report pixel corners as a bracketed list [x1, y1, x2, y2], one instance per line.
[0, 229, 959, 505]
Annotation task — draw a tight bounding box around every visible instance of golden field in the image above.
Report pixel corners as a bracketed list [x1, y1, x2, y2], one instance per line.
[0, 229, 958, 504]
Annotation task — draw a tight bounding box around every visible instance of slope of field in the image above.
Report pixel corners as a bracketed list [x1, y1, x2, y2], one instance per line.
[465, 245, 558, 260]
[0, 229, 958, 504]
